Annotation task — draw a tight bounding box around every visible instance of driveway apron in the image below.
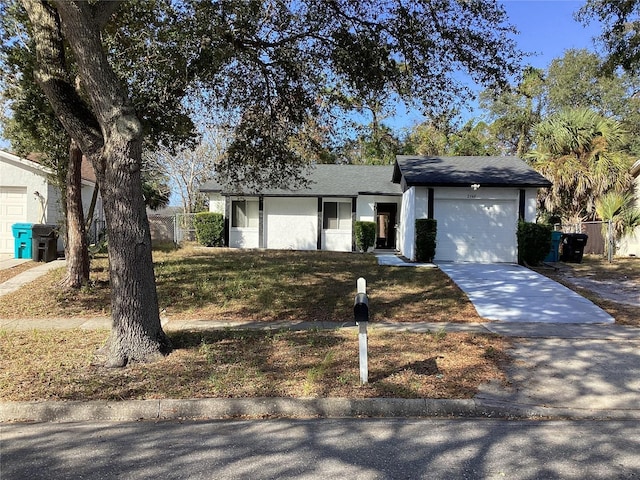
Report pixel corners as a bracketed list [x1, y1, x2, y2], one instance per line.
[438, 263, 614, 324]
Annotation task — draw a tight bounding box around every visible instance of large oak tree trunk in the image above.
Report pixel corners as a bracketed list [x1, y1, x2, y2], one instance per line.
[63, 140, 90, 289]
[92, 135, 171, 367]
[22, 0, 171, 366]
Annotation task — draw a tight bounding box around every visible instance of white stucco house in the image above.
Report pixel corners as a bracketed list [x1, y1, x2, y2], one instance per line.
[201, 155, 551, 263]
[0, 149, 102, 255]
[617, 159, 640, 257]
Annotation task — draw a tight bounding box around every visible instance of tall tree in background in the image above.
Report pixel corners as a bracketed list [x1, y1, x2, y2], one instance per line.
[528, 108, 634, 224]
[545, 49, 640, 155]
[480, 66, 545, 156]
[577, 0, 640, 74]
[14, 0, 521, 367]
[145, 127, 229, 215]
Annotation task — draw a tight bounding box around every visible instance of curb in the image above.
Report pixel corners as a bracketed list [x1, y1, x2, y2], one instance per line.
[3, 398, 640, 423]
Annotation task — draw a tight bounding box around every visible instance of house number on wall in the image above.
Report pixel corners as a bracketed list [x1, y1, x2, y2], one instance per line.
[467, 194, 477, 199]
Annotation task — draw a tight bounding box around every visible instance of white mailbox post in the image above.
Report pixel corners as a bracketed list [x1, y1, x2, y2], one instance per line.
[354, 277, 369, 385]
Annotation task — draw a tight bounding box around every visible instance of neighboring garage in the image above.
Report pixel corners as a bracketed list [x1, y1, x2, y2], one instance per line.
[393, 156, 552, 263]
[0, 186, 27, 254]
[0, 149, 103, 257]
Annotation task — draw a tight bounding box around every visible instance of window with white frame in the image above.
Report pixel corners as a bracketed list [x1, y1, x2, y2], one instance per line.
[231, 200, 259, 228]
[323, 201, 351, 230]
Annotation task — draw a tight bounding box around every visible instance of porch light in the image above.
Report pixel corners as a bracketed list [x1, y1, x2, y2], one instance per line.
[471, 184, 480, 190]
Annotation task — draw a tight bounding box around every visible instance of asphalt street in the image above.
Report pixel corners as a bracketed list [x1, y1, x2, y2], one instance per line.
[2, 418, 640, 479]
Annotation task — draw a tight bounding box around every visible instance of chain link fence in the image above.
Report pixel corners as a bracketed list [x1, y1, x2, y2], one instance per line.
[146, 213, 197, 244]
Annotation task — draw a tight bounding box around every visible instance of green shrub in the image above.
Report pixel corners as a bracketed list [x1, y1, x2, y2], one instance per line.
[194, 212, 225, 247]
[517, 221, 552, 266]
[415, 219, 437, 262]
[354, 221, 376, 252]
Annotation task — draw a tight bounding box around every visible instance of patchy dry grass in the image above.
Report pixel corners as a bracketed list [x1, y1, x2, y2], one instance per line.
[0, 245, 479, 323]
[533, 255, 640, 326]
[0, 261, 38, 284]
[0, 328, 510, 401]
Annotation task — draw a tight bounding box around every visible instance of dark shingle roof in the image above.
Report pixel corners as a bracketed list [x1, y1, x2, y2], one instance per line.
[201, 164, 401, 197]
[393, 155, 552, 189]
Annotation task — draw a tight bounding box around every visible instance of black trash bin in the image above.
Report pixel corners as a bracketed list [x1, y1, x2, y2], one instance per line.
[31, 224, 59, 263]
[560, 233, 588, 263]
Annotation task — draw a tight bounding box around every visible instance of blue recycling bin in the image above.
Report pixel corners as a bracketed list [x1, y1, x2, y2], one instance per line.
[12, 223, 34, 259]
[544, 231, 563, 262]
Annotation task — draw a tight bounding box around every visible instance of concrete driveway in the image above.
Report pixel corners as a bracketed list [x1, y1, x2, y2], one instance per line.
[438, 263, 614, 324]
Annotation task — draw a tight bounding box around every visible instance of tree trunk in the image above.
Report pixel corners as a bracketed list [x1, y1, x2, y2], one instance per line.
[63, 140, 90, 289]
[91, 135, 171, 367]
[22, 0, 171, 367]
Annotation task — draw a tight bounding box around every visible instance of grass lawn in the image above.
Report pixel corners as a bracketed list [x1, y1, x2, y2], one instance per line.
[0, 245, 480, 323]
[0, 245, 506, 401]
[1, 247, 635, 402]
[0, 328, 509, 401]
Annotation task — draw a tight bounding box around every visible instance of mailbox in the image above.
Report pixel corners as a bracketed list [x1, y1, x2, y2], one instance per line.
[354, 292, 369, 323]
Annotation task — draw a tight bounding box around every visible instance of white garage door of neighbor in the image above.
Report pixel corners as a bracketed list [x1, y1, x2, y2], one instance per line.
[434, 199, 518, 263]
[0, 186, 28, 254]
[265, 197, 318, 250]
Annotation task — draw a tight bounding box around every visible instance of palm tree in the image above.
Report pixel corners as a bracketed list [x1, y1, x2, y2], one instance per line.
[527, 108, 634, 224]
[596, 191, 640, 258]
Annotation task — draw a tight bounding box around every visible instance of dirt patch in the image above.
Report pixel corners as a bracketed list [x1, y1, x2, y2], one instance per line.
[534, 256, 640, 326]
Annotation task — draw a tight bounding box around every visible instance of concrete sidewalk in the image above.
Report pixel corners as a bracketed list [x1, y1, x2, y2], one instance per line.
[0, 259, 66, 297]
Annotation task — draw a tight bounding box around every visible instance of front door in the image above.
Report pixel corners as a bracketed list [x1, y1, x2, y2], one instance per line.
[375, 203, 397, 249]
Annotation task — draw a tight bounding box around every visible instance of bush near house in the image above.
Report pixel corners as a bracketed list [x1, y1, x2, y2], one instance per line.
[355, 221, 376, 252]
[194, 212, 224, 247]
[517, 221, 552, 266]
[416, 219, 437, 262]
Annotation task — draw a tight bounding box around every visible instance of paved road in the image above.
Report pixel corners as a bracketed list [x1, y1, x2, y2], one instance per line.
[2, 418, 640, 479]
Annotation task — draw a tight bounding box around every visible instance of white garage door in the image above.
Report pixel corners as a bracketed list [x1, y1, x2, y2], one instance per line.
[434, 198, 518, 263]
[264, 197, 318, 250]
[0, 186, 27, 254]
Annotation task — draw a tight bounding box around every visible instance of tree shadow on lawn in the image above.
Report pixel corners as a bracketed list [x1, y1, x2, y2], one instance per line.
[153, 250, 476, 323]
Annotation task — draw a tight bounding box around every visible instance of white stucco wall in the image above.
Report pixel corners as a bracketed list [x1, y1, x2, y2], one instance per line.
[618, 173, 640, 256]
[208, 193, 225, 215]
[264, 197, 317, 250]
[355, 195, 402, 222]
[0, 154, 51, 224]
[398, 187, 416, 260]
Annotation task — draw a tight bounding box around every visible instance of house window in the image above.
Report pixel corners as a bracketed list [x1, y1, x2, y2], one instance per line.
[323, 201, 351, 230]
[232, 200, 259, 228]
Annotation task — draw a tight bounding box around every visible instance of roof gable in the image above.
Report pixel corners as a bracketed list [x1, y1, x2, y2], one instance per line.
[0, 149, 97, 185]
[393, 155, 552, 189]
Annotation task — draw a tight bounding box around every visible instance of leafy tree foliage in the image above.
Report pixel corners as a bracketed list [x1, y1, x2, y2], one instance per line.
[405, 117, 499, 157]
[577, 0, 640, 74]
[479, 66, 545, 156]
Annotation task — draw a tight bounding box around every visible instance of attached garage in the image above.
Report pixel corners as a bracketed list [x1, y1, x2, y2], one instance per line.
[393, 156, 552, 263]
[0, 186, 27, 254]
[434, 197, 518, 263]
